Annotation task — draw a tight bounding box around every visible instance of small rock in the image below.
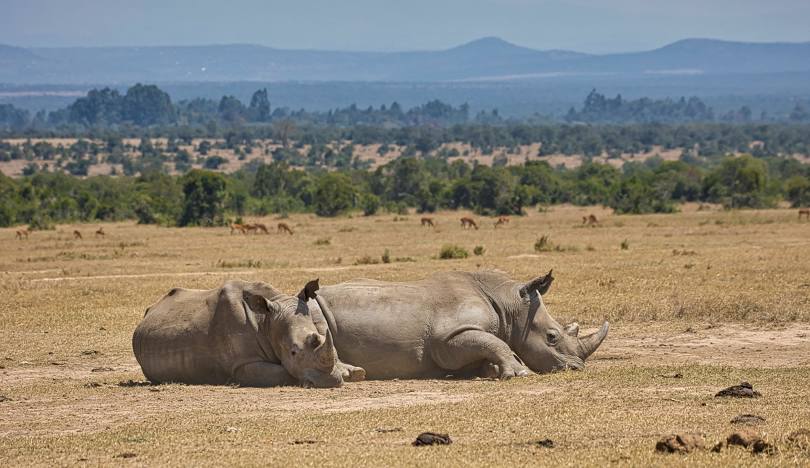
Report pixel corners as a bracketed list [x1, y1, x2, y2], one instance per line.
[534, 438, 555, 448]
[655, 433, 705, 454]
[727, 429, 762, 448]
[715, 381, 761, 398]
[374, 427, 402, 433]
[84, 382, 102, 388]
[413, 432, 452, 446]
[114, 452, 137, 459]
[658, 373, 683, 379]
[786, 429, 810, 450]
[81, 350, 99, 356]
[292, 439, 319, 445]
[224, 426, 240, 433]
[91, 367, 115, 372]
[118, 380, 152, 387]
[731, 414, 766, 425]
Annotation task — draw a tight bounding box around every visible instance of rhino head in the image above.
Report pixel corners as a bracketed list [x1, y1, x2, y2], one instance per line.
[512, 270, 609, 373]
[247, 279, 343, 388]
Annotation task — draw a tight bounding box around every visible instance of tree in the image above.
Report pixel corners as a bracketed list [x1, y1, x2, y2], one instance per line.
[122, 84, 175, 126]
[248, 88, 271, 122]
[702, 155, 772, 208]
[314, 173, 354, 216]
[218, 96, 246, 124]
[178, 170, 228, 226]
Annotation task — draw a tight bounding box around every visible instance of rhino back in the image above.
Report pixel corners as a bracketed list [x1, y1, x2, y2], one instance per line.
[133, 281, 271, 384]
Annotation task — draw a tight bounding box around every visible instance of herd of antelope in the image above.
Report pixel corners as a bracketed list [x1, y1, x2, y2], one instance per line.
[11, 209, 810, 241]
[230, 222, 294, 235]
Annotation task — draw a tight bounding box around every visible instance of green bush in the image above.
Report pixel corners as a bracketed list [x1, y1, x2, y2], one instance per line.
[473, 245, 485, 256]
[439, 245, 469, 260]
[361, 193, 380, 216]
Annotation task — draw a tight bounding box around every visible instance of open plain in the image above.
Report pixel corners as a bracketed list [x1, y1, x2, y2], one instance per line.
[1, 205, 809, 466]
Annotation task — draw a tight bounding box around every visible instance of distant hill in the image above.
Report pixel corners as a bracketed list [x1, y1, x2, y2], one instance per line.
[1, 37, 809, 84]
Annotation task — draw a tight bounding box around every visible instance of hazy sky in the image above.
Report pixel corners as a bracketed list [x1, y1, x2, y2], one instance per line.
[3, 0, 809, 53]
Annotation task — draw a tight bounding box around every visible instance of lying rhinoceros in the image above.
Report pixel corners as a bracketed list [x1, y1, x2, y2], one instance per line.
[310, 270, 608, 380]
[132, 279, 364, 388]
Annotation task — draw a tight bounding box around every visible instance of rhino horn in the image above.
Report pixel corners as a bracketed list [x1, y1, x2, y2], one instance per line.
[576, 321, 609, 360]
[316, 328, 337, 367]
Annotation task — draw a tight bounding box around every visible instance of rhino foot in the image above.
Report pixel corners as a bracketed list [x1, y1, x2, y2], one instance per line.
[480, 361, 532, 380]
[339, 362, 366, 382]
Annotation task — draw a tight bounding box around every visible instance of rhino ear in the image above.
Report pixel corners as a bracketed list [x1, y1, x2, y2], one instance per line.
[246, 295, 281, 316]
[297, 278, 320, 301]
[520, 269, 554, 298]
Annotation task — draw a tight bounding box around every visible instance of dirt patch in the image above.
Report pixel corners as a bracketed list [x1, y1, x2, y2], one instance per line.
[601, 324, 810, 368]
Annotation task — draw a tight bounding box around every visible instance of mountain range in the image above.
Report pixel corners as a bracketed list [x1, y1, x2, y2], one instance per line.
[2, 37, 810, 84]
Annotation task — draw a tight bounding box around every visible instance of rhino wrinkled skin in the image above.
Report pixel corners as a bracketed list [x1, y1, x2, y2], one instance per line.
[132, 279, 364, 388]
[311, 270, 609, 380]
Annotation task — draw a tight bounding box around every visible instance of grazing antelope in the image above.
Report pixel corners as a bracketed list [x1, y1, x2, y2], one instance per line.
[494, 216, 510, 228]
[251, 223, 270, 234]
[243, 224, 259, 234]
[230, 223, 247, 234]
[582, 214, 599, 226]
[73, 230, 83, 240]
[15, 229, 29, 240]
[460, 217, 479, 230]
[420, 217, 436, 228]
[277, 222, 294, 235]
[799, 209, 810, 220]
[95, 227, 105, 237]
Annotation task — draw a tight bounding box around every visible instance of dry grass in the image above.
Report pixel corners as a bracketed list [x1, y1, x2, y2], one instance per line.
[1, 204, 810, 466]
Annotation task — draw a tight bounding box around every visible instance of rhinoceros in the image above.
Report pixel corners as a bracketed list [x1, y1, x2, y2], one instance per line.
[132, 279, 364, 388]
[310, 270, 608, 380]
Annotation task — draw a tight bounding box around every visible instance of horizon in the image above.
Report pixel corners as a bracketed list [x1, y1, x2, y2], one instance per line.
[3, 0, 810, 54]
[4, 35, 810, 55]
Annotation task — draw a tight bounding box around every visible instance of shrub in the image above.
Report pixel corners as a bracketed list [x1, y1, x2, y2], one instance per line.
[355, 255, 380, 265]
[439, 245, 469, 260]
[381, 249, 391, 264]
[361, 193, 381, 216]
[314, 238, 331, 246]
[473, 245, 485, 256]
[621, 239, 630, 250]
[534, 235, 552, 252]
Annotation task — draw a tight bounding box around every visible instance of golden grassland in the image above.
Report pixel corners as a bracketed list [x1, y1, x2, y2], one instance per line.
[1, 205, 809, 466]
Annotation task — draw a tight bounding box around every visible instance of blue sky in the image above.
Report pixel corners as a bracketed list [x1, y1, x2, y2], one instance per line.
[3, 0, 809, 53]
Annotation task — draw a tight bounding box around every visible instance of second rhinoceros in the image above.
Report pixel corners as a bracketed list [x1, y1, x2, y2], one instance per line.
[311, 270, 608, 380]
[133, 279, 364, 388]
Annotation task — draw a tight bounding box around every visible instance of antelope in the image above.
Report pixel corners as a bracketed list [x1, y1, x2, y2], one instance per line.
[494, 216, 510, 228]
[251, 223, 270, 234]
[460, 217, 479, 230]
[420, 217, 436, 228]
[799, 209, 810, 220]
[15, 229, 30, 240]
[95, 227, 105, 237]
[230, 223, 247, 234]
[582, 214, 599, 226]
[243, 224, 259, 234]
[277, 222, 294, 235]
[73, 230, 83, 240]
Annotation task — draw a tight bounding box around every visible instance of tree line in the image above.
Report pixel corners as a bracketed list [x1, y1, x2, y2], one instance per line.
[3, 85, 810, 134]
[2, 153, 809, 229]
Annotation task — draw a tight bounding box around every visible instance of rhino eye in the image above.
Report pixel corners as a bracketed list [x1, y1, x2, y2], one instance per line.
[546, 330, 560, 345]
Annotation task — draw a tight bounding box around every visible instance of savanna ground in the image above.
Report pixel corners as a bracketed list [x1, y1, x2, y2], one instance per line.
[1, 205, 809, 466]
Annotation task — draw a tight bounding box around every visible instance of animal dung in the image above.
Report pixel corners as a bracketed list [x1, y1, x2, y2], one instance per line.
[655, 433, 706, 454]
[534, 438, 555, 448]
[730, 414, 766, 425]
[413, 432, 452, 446]
[715, 381, 761, 398]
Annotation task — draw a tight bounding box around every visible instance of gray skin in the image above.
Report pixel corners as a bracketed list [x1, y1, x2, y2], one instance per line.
[310, 270, 609, 380]
[132, 279, 365, 388]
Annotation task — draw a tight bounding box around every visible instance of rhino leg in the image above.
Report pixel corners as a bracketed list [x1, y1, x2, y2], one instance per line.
[231, 361, 297, 387]
[432, 329, 533, 379]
